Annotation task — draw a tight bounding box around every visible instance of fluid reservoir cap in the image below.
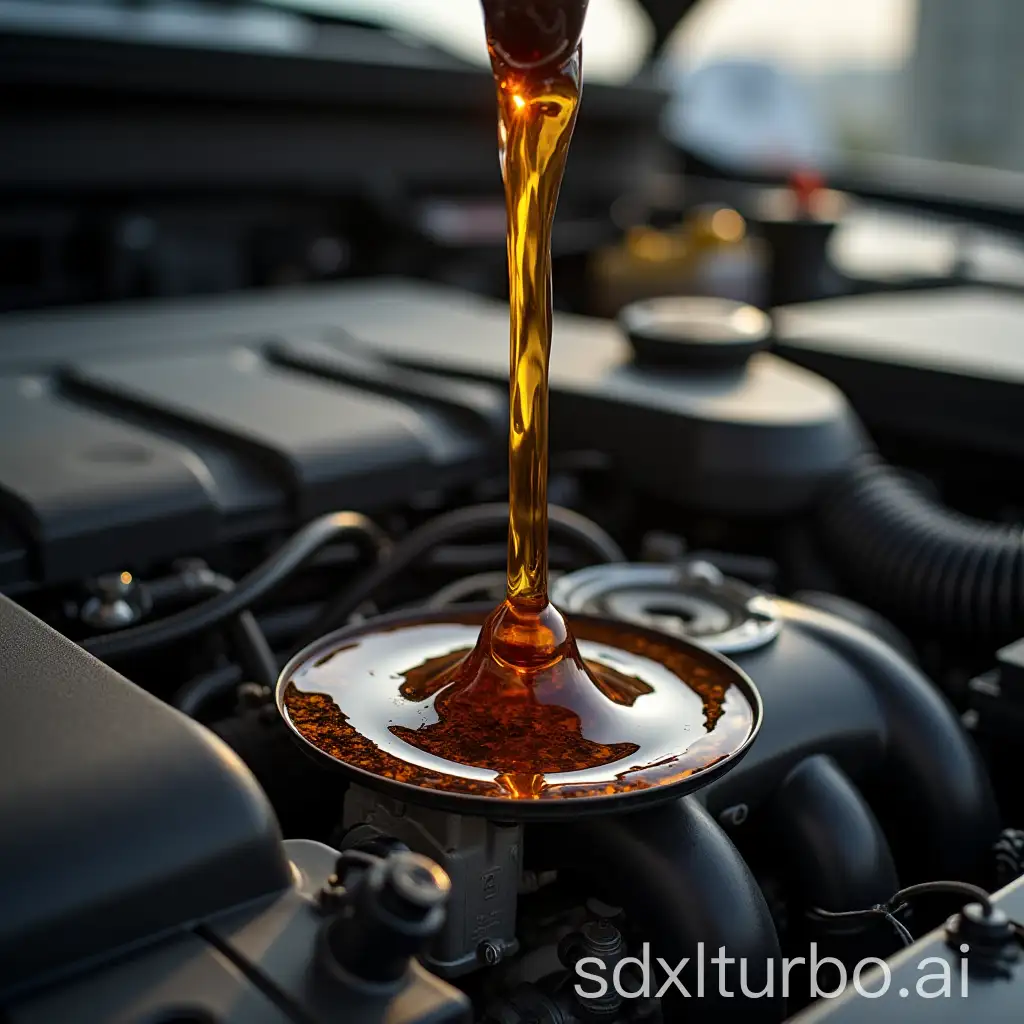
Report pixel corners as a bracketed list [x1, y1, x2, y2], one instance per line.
[551, 561, 781, 655]
[621, 297, 771, 370]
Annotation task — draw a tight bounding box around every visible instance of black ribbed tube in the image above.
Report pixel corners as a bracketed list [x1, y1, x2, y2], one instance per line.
[819, 456, 1024, 641]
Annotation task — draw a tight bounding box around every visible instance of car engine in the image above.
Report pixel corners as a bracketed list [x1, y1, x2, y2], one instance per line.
[4, 3, 1024, 1023]
[3, 275, 1024, 1024]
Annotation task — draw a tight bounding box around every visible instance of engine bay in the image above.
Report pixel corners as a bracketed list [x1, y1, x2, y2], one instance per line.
[4, 1, 1024, 1021]
[2, 277, 1024, 1023]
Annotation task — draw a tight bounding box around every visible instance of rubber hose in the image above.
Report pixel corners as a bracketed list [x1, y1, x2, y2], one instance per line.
[164, 566, 278, 689]
[819, 455, 1024, 641]
[83, 512, 387, 661]
[301, 503, 625, 645]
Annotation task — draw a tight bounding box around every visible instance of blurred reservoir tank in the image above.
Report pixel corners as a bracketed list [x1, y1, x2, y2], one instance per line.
[589, 203, 767, 316]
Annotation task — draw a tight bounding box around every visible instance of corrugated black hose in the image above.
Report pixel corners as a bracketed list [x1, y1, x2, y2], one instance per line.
[819, 455, 1024, 642]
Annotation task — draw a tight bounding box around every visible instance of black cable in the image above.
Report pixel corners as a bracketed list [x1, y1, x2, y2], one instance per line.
[83, 512, 388, 662]
[84, 560, 278, 687]
[160, 561, 279, 687]
[212, 579, 278, 690]
[890, 880, 993, 917]
[884, 912, 915, 948]
[810, 879, 994, 950]
[425, 569, 569, 608]
[425, 570, 509, 608]
[806, 903, 890, 933]
[173, 664, 242, 718]
[809, 905, 916, 949]
[300, 503, 626, 646]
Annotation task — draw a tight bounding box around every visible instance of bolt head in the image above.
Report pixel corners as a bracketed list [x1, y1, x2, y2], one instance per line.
[477, 940, 503, 966]
[317, 876, 347, 913]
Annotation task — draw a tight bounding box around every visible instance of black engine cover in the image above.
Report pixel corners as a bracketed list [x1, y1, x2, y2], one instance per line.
[0, 592, 289, 998]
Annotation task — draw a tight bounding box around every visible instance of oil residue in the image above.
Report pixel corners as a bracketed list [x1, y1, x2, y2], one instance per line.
[283, 610, 753, 801]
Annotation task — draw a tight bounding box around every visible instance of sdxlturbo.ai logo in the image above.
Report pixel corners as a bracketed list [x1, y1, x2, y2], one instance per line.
[575, 943, 971, 1001]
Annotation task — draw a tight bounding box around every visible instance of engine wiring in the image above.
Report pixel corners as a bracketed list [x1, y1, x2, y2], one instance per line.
[810, 880, 1001, 949]
[82, 511, 389, 663]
